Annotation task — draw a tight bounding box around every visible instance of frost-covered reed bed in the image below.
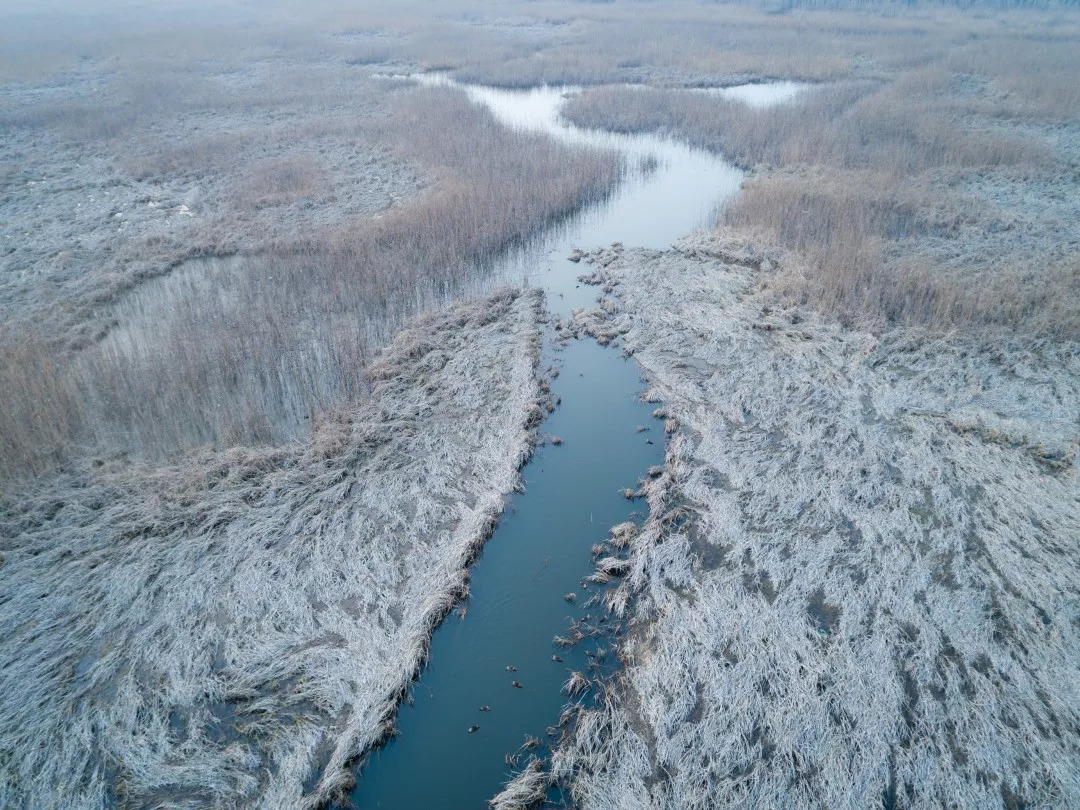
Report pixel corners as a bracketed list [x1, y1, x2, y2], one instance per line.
[489, 759, 550, 810]
[561, 44, 1079, 340]
[555, 238, 1080, 808]
[0, 287, 542, 809]
[0, 75, 621, 479]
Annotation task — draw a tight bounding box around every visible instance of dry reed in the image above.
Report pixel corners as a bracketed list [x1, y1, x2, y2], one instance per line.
[559, 237, 1080, 809]
[0, 287, 543, 809]
[561, 21, 1077, 338]
[0, 83, 620, 481]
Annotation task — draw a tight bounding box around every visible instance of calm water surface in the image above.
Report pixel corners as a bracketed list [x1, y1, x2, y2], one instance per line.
[347, 77, 800, 809]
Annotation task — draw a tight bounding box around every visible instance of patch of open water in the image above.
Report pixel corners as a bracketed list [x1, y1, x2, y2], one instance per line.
[698, 79, 812, 107]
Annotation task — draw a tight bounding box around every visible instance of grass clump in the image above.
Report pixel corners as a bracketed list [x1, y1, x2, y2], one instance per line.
[489, 759, 549, 810]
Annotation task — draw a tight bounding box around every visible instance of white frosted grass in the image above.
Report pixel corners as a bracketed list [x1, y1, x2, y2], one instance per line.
[0, 288, 542, 809]
[488, 758, 550, 810]
[557, 237, 1080, 808]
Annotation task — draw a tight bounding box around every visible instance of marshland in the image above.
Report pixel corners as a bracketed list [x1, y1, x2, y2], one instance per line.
[1, 1, 1079, 809]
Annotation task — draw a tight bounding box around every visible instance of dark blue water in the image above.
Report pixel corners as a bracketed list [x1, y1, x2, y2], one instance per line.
[348, 335, 662, 809]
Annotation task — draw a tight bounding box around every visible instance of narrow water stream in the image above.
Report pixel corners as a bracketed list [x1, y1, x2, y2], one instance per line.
[346, 78, 793, 809]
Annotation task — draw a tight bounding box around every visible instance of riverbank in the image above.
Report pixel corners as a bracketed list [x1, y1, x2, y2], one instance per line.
[345, 327, 664, 810]
[0, 287, 542, 809]
[336, 73, 744, 810]
[555, 235, 1080, 808]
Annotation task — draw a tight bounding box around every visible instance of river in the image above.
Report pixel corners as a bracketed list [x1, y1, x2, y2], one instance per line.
[345, 77, 803, 809]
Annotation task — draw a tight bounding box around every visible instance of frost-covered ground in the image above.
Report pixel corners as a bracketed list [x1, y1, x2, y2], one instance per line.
[555, 238, 1080, 808]
[0, 287, 541, 809]
[0, 65, 419, 348]
[886, 134, 1080, 287]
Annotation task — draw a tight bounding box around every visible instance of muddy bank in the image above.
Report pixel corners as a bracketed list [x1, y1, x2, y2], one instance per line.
[0, 287, 541, 809]
[555, 236, 1080, 808]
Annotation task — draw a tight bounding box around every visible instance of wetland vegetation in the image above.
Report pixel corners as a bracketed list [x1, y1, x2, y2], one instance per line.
[1, 1, 1078, 808]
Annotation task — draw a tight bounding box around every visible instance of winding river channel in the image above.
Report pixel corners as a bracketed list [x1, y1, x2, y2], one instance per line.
[345, 78, 804, 809]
